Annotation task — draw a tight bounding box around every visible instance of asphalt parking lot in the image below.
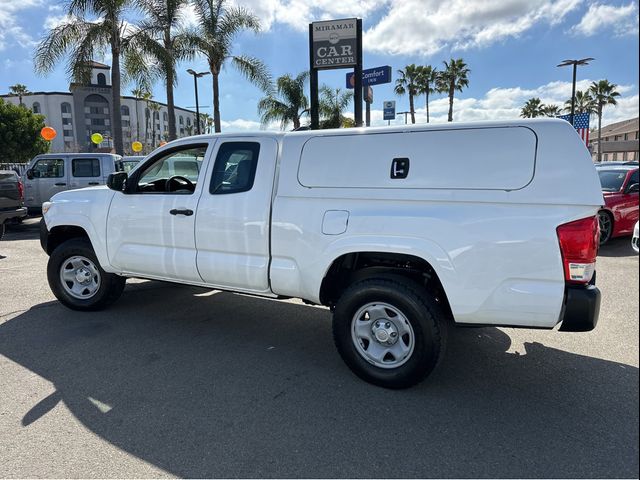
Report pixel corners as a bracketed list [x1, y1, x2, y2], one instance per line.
[0, 218, 638, 478]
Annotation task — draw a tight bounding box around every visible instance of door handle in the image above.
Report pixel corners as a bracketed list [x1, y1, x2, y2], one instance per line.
[169, 208, 193, 216]
[88, 182, 99, 185]
[55, 182, 67, 186]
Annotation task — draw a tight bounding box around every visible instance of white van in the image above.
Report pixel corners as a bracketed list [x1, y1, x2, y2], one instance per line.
[23, 153, 122, 210]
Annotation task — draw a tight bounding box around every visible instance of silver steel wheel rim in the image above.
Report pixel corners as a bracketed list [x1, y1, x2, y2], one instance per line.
[351, 302, 415, 369]
[60, 255, 101, 300]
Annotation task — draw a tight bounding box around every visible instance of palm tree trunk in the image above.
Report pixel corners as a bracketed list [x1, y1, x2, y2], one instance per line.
[110, 34, 124, 155]
[409, 93, 415, 124]
[426, 89, 430, 123]
[448, 82, 454, 122]
[135, 98, 140, 144]
[165, 33, 177, 141]
[597, 104, 603, 162]
[213, 70, 221, 133]
[293, 115, 300, 130]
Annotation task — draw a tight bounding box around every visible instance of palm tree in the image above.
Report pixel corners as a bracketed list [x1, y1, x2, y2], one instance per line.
[200, 112, 213, 133]
[394, 64, 421, 124]
[34, 0, 134, 155]
[520, 98, 545, 118]
[258, 71, 309, 130]
[564, 90, 596, 115]
[589, 80, 620, 162]
[542, 104, 562, 117]
[131, 86, 147, 143]
[416, 65, 438, 123]
[188, 0, 271, 133]
[319, 85, 352, 129]
[148, 101, 161, 149]
[9, 84, 30, 106]
[126, 0, 192, 141]
[438, 58, 470, 122]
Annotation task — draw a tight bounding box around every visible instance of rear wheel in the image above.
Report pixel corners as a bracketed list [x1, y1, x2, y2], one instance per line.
[598, 210, 613, 245]
[332, 277, 448, 389]
[47, 238, 125, 311]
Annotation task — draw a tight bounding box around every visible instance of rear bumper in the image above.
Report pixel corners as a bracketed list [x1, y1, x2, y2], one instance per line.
[558, 284, 601, 332]
[0, 206, 27, 223]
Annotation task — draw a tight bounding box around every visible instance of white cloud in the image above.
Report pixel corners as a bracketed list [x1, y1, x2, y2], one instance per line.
[364, 0, 582, 56]
[367, 79, 638, 126]
[571, 2, 639, 36]
[0, 0, 43, 50]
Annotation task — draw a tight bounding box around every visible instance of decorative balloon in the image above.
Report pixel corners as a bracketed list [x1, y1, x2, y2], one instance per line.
[41, 126, 57, 141]
[91, 133, 104, 145]
[132, 141, 143, 152]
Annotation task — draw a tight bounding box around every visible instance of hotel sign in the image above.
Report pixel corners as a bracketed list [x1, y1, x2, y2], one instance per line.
[311, 18, 357, 69]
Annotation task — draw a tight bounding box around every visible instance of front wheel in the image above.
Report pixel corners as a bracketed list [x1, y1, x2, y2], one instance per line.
[47, 238, 125, 311]
[598, 210, 613, 245]
[332, 277, 448, 389]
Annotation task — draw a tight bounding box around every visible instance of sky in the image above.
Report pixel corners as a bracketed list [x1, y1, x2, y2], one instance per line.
[0, 0, 638, 131]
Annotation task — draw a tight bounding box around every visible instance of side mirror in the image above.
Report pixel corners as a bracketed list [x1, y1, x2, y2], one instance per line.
[26, 169, 35, 179]
[626, 183, 639, 194]
[107, 172, 128, 192]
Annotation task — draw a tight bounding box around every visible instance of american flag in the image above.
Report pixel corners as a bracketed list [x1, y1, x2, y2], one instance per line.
[558, 112, 590, 145]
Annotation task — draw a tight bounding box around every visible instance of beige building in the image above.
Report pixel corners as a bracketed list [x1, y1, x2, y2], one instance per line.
[589, 117, 639, 162]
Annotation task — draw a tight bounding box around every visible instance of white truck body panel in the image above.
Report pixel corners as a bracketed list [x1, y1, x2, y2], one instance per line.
[43, 119, 604, 329]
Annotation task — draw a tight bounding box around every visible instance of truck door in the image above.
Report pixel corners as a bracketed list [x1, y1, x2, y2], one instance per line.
[107, 142, 214, 282]
[195, 137, 278, 293]
[70, 157, 103, 189]
[29, 157, 69, 206]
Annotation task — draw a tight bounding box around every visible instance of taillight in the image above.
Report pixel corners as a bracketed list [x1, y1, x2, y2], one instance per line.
[556, 216, 599, 284]
[17, 179, 24, 202]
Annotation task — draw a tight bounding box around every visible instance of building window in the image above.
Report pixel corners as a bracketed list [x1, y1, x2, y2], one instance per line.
[97, 73, 106, 86]
[163, 112, 168, 122]
[179, 116, 184, 125]
[624, 133, 629, 140]
[121, 105, 130, 116]
[122, 120, 130, 127]
[32, 102, 41, 113]
[623, 152, 628, 161]
[61, 102, 72, 114]
[63, 129, 73, 137]
[612, 152, 618, 161]
[62, 117, 72, 125]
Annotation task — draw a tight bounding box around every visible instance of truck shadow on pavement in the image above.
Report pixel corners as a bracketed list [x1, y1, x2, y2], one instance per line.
[0, 282, 638, 478]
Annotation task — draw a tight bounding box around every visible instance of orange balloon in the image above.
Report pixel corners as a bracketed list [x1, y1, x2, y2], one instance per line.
[159, 141, 167, 147]
[41, 126, 57, 141]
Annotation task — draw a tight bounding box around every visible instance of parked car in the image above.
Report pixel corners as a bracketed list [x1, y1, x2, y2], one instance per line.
[40, 119, 603, 388]
[120, 156, 144, 173]
[633, 221, 639, 253]
[595, 163, 639, 244]
[0, 170, 28, 240]
[23, 153, 122, 211]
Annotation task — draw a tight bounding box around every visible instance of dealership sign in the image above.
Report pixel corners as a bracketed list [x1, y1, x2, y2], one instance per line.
[311, 18, 358, 69]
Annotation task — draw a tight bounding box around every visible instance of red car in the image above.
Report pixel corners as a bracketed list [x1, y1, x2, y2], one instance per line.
[596, 163, 639, 244]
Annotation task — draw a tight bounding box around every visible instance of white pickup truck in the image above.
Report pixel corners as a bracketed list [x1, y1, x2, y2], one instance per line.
[40, 120, 603, 388]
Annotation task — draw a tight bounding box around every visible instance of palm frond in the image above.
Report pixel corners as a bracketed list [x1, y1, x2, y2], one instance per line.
[230, 55, 272, 92]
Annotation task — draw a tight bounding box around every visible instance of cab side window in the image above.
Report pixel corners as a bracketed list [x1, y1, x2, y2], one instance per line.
[33, 159, 65, 178]
[72, 158, 101, 177]
[209, 142, 260, 194]
[135, 145, 207, 194]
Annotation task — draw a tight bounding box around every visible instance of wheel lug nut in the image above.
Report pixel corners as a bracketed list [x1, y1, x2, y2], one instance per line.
[375, 322, 380, 327]
[391, 332, 397, 337]
[385, 322, 390, 328]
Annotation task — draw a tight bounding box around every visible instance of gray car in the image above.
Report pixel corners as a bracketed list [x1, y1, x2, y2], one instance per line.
[23, 153, 122, 210]
[0, 170, 28, 241]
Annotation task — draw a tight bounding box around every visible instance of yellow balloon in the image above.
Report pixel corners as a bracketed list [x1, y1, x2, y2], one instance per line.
[132, 141, 143, 152]
[91, 133, 103, 145]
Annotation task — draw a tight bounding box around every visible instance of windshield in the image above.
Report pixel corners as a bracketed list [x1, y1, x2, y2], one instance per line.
[597, 170, 627, 192]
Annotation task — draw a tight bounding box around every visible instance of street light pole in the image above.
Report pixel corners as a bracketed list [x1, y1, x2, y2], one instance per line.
[557, 58, 594, 127]
[397, 111, 410, 125]
[187, 69, 211, 135]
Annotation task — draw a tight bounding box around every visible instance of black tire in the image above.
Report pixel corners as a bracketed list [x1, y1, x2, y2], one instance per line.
[332, 276, 448, 389]
[598, 210, 613, 245]
[47, 238, 125, 311]
[0, 222, 5, 241]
